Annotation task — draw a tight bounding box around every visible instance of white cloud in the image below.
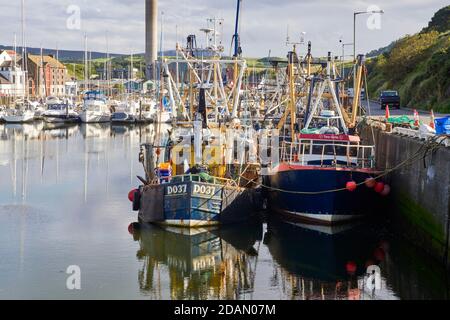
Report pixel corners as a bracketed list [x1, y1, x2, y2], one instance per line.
[0, 0, 448, 57]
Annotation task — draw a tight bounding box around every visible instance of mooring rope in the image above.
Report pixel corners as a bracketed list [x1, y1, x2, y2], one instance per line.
[237, 135, 447, 195]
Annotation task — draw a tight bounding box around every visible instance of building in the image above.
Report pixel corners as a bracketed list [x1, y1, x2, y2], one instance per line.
[65, 81, 78, 97]
[27, 54, 67, 97]
[0, 50, 27, 97]
[96, 67, 140, 81]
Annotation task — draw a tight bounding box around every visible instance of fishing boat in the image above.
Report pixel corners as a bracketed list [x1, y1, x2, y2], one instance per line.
[129, 20, 263, 227]
[134, 135, 261, 227]
[262, 54, 387, 225]
[79, 91, 111, 123]
[42, 101, 79, 123]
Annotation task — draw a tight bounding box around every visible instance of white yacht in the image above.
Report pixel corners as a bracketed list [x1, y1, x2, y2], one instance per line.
[42, 101, 79, 123]
[135, 99, 157, 123]
[3, 103, 35, 123]
[79, 91, 111, 123]
[111, 100, 137, 124]
[0, 106, 7, 121]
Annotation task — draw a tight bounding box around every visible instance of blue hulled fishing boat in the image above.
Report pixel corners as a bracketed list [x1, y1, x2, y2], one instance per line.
[263, 133, 381, 224]
[263, 54, 388, 225]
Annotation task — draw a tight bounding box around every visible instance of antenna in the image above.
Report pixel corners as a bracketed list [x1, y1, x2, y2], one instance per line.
[286, 25, 290, 46]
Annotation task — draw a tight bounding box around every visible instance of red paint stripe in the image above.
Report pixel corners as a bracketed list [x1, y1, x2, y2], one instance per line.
[273, 163, 379, 174]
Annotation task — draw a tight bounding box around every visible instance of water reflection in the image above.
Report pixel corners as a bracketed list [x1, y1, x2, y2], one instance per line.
[0, 122, 448, 299]
[130, 222, 263, 300]
[265, 218, 397, 300]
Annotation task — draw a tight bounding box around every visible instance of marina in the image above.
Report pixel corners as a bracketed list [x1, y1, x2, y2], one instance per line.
[0, 122, 449, 299]
[0, 0, 449, 303]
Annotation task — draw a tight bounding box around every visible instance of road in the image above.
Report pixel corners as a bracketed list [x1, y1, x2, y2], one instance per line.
[362, 99, 448, 122]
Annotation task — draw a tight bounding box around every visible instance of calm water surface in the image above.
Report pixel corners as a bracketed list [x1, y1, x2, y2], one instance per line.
[0, 122, 448, 300]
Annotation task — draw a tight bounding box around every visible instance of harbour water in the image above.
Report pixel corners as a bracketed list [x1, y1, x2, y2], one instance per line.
[0, 123, 448, 300]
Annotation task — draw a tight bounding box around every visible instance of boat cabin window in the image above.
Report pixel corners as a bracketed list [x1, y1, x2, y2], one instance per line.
[48, 104, 65, 111]
[307, 140, 358, 157]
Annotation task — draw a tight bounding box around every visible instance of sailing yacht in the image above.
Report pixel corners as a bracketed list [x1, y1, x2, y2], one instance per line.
[79, 91, 111, 123]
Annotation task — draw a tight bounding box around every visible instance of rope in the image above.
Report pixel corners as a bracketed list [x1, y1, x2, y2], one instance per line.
[237, 135, 447, 195]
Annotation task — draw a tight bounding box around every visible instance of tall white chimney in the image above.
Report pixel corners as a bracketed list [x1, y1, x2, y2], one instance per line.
[145, 0, 158, 80]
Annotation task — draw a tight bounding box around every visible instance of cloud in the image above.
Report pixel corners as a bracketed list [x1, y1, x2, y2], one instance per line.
[0, 0, 448, 57]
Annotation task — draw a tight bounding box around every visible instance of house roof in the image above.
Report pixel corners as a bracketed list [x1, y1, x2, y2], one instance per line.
[27, 54, 66, 69]
[0, 60, 13, 68]
[0, 50, 18, 56]
[0, 74, 11, 84]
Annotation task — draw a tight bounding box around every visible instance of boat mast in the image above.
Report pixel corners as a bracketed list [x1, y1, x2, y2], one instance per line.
[84, 34, 88, 92]
[21, 0, 28, 102]
[232, 0, 242, 116]
[13, 33, 17, 102]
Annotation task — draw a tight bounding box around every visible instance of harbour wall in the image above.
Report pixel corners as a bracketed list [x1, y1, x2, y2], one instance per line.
[360, 123, 450, 267]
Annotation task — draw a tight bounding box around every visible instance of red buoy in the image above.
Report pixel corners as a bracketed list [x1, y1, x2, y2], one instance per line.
[365, 178, 376, 188]
[374, 182, 385, 193]
[365, 259, 375, 268]
[374, 247, 386, 261]
[346, 261, 357, 274]
[346, 181, 357, 192]
[128, 189, 138, 202]
[128, 223, 134, 234]
[381, 184, 391, 196]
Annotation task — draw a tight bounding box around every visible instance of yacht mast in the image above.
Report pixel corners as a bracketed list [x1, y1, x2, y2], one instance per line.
[21, 0, 28, 101]
[84, 34, 88, 92]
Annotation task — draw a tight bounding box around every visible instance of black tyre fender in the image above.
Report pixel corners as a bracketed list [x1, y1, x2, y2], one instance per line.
[132, 190, 141, 211]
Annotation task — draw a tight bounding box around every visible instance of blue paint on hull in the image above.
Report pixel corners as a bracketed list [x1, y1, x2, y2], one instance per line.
[264, 168, 379, 224]
[139, 180, 260, 227]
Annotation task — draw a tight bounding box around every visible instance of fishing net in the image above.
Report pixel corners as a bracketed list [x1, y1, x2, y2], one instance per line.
[300, 128, 321, 134]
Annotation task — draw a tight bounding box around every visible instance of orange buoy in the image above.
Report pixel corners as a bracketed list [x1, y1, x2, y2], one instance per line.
[374, 182, 385, 193]
[346, 181, 357, 192]
[365, 178, 376, 188]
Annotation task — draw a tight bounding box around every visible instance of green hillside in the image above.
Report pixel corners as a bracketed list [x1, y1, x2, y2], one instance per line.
[367, 5, 450, 113]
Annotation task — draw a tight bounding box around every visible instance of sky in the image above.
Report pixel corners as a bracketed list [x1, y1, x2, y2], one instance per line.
[0, 0, 448, 58]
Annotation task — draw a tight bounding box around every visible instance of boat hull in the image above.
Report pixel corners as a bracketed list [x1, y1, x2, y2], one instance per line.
[138, 180, 260, 228]
[80, 111, 110, 123]
[43, 115, 80, 123]
[3, 114, 34, 123]
[264, 165, 380, 225]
